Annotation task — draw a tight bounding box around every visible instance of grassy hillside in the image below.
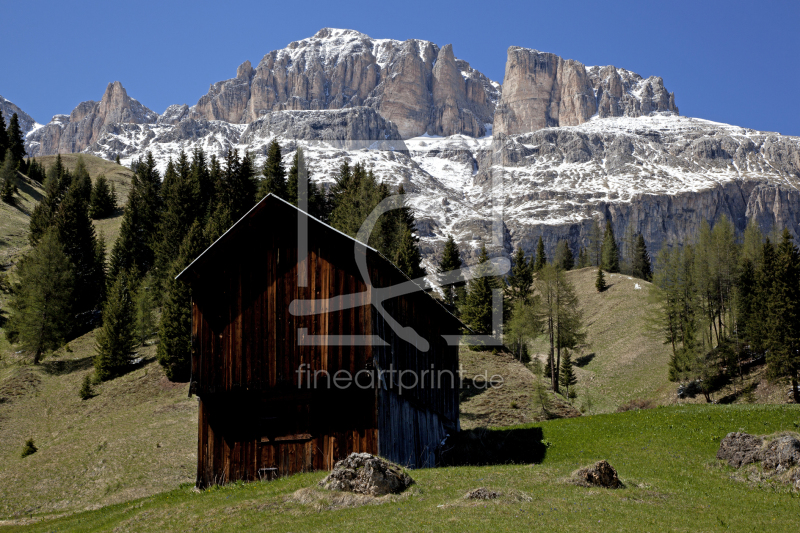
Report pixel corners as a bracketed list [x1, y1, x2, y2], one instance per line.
[3, 404, 799, 532]
[31, 154, 134, 250]
[0, 332, 196, 519]
[529, 267, 675, 414]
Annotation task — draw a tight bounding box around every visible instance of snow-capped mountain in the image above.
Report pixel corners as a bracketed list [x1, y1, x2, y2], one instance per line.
[17, 28, 800, 266]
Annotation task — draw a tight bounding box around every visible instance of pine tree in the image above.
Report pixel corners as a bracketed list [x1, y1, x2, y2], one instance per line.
[7, 231, 74, 364]
[533, 236, 546, 272]
[6, 113, 26, 163]
[55, 182, 105, 322]
[29, 172, 62, 246]
[631, 234, 652, 281]
[462, 246, 502, 337]
[559, 351, 577, 398]
[259, 140, 286, 200]
[79, 374, 94, 400]
[107, 154, 162, 285]
[506, 246, 532, 303]
[158, 222, 207, 381]
[0, 151, 17, 204]
[395, 227, 426, 282]
[554, 240, 574, 271]
[26, 158, 46, 183]
[189, 147, 214, 222]
[72, 156, 92, 204]
[89, 174, 116, 219]
[601, 221, 620, 273]
[94, 270, 138, 381]
[153, 158, 198, 299]
[115, 154, 121, 165]
[765, 229, 800, 402]
[439, 234, 465, 310]
[0, 109, 8, 160]
[286, 147, 326, 218]
[596, 267, 607, 292]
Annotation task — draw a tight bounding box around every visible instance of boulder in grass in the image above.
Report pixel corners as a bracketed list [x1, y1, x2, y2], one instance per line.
[465, 487, 499, 500]
[318, 453, 413, 496]
[716, 432, 764, 468]
[760, 436, 800, 470]
[571, 460, 622, 488]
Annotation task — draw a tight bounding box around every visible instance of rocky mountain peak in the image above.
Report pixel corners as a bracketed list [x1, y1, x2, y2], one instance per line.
[0, 94, 39, 133]
[26, 81, 157, 157]
[494, 46, 678, 135]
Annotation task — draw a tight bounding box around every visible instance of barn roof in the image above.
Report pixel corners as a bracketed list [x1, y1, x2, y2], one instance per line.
[176, 193, 466, 328]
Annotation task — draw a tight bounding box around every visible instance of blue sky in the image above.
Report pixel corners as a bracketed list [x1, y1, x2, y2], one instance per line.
[4, 0, 799, 135]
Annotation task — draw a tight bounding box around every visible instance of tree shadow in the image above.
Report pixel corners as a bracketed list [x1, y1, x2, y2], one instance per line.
[40, 355, 95, 376]
[439, 426, 547, 466]
[574, 353, 595, 367]
[459, 376, 493, 403]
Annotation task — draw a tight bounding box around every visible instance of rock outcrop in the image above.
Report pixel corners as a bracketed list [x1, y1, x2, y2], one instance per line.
[0, 95, 38, 133]
[494, 47, 678, 136]
[571, 460, 622, 488]
[191, 28, 500, 138]
[318, 453, 413, 496]
[27, 81, 157, 156]
[717, 432, 800, 489]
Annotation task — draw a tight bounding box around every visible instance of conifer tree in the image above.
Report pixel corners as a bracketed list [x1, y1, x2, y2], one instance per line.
[259, 140, 286, 200]
[7, 231, 74, 364]
[189, 148, 214, 222]
[559, 351, 577, 398]
[533, 236, 546, 272]
[577, 246, 591, 268]
[286, 147, 326, 218]
[158, 222, 207, 381]
[0, 151, 17, 204]
[89, 174, 116, 219]
[741, 218, 765, 267]
[153, 158, 197, 299]
[596, 267, 607, 292]
[26, 158, 46, 183]
[79, 374, 94, 400]
[72, 156, 92, 204]
[554, 240, 574, 271]
[29, 173, 62, 246]
[395, 226, 426, 282]
[601, 221, 620, 273]
[439, 234, 465, 309]
[107, 154, 162, 284]
[462, 246, 503, 338]
[631, 234, 652, 281]
[55, 181, 105, 321]
[506, 246, 532, 303]
[94, 270, 138, 381]
[6, 113, 26, 163]
[0, 109, 8, 160]
[765, 229, 800, 402]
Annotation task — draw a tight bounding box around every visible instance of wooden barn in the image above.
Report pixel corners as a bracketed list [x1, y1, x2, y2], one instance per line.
[177, 194, 463, 487]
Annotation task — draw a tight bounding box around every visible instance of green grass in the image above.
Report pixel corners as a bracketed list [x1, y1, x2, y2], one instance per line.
[529, 268, 675, 414]
[4, 404, 799, 532]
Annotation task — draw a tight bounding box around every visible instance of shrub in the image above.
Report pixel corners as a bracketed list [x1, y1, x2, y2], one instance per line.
[21, 439, 37, 458]
[79, 374, 94, 400]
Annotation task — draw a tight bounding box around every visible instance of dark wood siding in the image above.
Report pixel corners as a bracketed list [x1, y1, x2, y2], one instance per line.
[183, 196, 461, 487]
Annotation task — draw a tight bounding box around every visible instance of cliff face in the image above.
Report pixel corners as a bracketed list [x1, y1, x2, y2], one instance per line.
[191, 28, 501, 138]
[27, 81, 157, 156]
[0, 95, 38, 133]
[493, 47, 679, 136]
